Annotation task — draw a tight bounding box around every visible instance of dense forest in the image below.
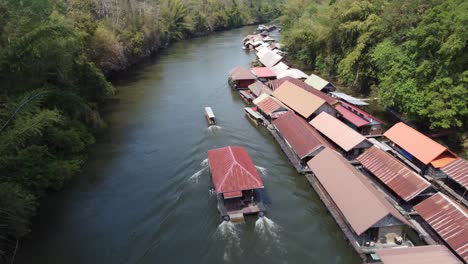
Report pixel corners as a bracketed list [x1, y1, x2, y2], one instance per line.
[281, 0, 467, 133]
[0, 0, 280, 261]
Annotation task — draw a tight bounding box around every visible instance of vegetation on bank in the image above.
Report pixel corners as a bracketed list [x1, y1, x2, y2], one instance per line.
[280, 0, 467, 134]
[0, 0, 280, 260]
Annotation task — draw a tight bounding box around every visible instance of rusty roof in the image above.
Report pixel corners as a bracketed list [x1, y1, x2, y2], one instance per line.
[273, 112, 332, 159]
[376, 245, 462, 264]
[208, 146, 264, 194]
[266, 77, 338, 105]
[310, 112, 371, 152]
[229, 66, 256, 81]
[272, 81, 326, 119]
[441, 158, 468, 189]
[256, 96, 288, 116]
[384, 122, 457, 167]
[414, 193, 468, 262]
[357, 146, 431, 201]
[307, 148, 408, 235]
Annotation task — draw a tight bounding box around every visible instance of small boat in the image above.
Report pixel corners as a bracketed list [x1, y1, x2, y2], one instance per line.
[204, 107, 216, 126]
[207, 146, 266, 223]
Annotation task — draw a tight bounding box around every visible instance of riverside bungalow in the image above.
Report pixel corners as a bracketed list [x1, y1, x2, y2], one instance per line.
[272, 81, 338, 121]
[276, 68, 308, 80]
[414, 193, 468, 263]
[259, 50, 283, 68]
[253, 94, 289, 121]
[304, 74, 336, 92]
[440, 158, 468, 199]
[307, 148, 412, 254]
[357, 146, 432, 203]
[247, 81, 272, 98]
[208, 146, 266, 223]
[310, 112, 372, 159]
[251, 67, 276, 82]
[383, 122, 458, 173]
[375, 245, 463, 264]
[272, 111, 332, 172]
[336, 102, 384, 136]
[229, 66, 256, 89]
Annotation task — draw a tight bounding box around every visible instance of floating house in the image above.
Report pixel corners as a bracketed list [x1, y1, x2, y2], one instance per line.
[330, 92, 369, 106]
[239, 90, 255, 103]
[259, 50, 283, 68]
[247, 81, 272, 97]
[310, 112, 372, 159]
[256, 47, 270, 58]
[304, 74, 336, 92]
[229, 66, 256, 89]
[251, 67, 276, 82]
[375, 245, 462, 264]
[207, 146, 266, 223]
[414, 193, 468, 263]
[272, 81, 338, 121]
[440, 158, 468, 199]
[270, 62, 289, 76]
[272, 112, 332, 172]
[383, 122, 457, 173]
[307, 148, 411, 253]
[244, 107, 263, 125]
[336, 102, 384, 136]
[253, 94, 289, 121]
[357, 146, 431, 203]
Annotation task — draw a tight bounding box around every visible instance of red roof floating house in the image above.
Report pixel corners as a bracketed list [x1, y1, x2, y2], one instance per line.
[251, 67, 276, 82]
[207, 146, 265, 222]
[253, 94, 289, 121]
[229, 66, 256, 90]
[414, 193, 468, 262]
[384, 122, 457, 169]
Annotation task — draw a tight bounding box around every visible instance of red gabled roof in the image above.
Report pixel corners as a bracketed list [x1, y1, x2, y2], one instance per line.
[256, 96, 288, 116]
[208, 146, 264, 194]
[266, 77, 338, 105]
[252, 67, 276, 78]
[273, 112, 332, 159]
[414, 193, 468, 262]
[336, 105, 370, 128]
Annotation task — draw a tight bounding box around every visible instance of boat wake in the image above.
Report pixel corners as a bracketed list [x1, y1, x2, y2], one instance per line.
[255, 216, 285, 254]
[215, 221, 242, 262]
[207, 125, 222, 132]
[189, 167, 207, 183]
[255, 165, 267, 175]
[200, 158, 209, 167]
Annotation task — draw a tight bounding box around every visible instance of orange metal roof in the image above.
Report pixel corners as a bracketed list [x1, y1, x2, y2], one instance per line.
[307, 148, 408, 235]
[310, 112, 370, 152]
[357, 146, 431, 201]
[255, 95, 288, 116]
[376, 245, 462, 264]
[272, 81, 326, 119]
[441, 158, 468, 189]
[414, 193, 468, 262]
[384, 122, 457, 166]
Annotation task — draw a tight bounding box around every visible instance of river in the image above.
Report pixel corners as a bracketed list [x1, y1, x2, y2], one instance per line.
[16, 26, 360, 264]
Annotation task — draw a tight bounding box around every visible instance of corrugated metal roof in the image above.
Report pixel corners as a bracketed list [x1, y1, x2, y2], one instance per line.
[310, 112, 371, 152]
[272, 81, 326, 119]
[270, 62, 289, 76]
[304, 74, 334, 91]
[273, 112, 332, 159]
[252, 93, 269, 105]
[276, 68, 308, 79]
[229, 66, 256, 80]
[208, 146, 264, 194]
[441, 158, 468, 189]
[307, 148, 408, 235]
[266, 77, 338, 105]
[384, 122, 457, 167]
[357, 146, 431, 201]
[340, 102, 384, 124]
[330, 92, 369, 106]
[336, 105, 370, 128]
[251, 67, 276, 78]
[256, 47, 269, 58]
[414, 193, 468, 262]
[248, 81, 271, 97]
[376, 245, 462, 264]
[255, 96, 288, 116]
[259, 51, 283, 67]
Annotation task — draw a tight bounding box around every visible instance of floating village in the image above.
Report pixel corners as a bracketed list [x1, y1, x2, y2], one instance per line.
[203, 25, 468, 264]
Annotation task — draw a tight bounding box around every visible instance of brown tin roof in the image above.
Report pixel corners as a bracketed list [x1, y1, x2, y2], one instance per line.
[273, 112, 332, 159]
[248, 81, 272, 97]
[414, 193, 468, 262]
[229, 66, 256, 81]
[307, 148, 408, 235]
[266, 77, 338, 105]
[376, 245, 462, 264]
[357, 146, 431, 201]
[310, 112, 371, 152]
[272, 81, 326, 119]
[441, 158, 468, 189]
[384, 122, 457, 167]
